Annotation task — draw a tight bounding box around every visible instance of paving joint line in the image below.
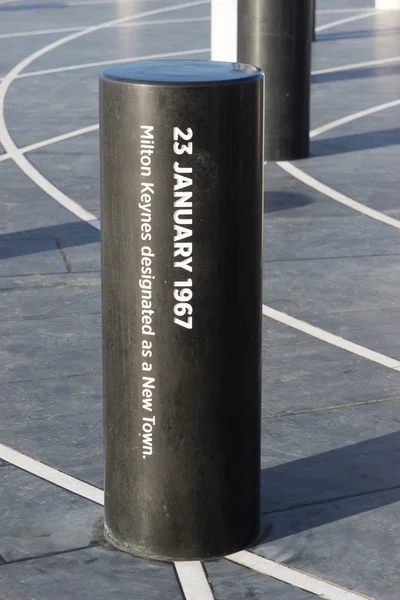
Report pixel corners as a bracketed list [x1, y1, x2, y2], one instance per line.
[0, 369, 101, 386]
[227, 551, 374, 600]
[263, 394, 400, 419]
[263, 252, 400, 263]
[0, 310, 101, 324]
[0, 543, 101, 567]
[262, 305, 400, 371]
[261, 483, 400, 517]
[0, 269, 100, 279]
[54, 238, 72, 273]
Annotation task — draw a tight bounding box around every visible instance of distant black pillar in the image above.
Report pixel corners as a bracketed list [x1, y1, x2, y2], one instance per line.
[100, 60, 263, 562]
[313, 0, 317, 41]
[238, 0, 313, 161]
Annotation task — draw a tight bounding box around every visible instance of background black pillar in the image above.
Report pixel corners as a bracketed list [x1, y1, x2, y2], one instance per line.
[100, 60, 264, 562]
[313, 0, 317, 41]
[238, 0, 313, 161]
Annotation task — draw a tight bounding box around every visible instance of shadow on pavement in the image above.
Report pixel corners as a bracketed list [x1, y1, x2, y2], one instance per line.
[0, 222, 99, 260]
[264, 191, 314, 213]
[260, 431, 400, 541]
[311, 127, 400, 157]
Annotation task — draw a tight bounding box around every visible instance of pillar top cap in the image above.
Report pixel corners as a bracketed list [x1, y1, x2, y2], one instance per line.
[100, 59, 263, 87]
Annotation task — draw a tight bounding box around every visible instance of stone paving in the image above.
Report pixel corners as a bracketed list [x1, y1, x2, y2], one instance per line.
[0, 0, 400, 598]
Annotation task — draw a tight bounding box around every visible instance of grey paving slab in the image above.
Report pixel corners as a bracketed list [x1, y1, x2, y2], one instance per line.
[30, 4, 210, 71]
[0, 320, 309, 489]
[0, 161, 81, 234]
[28, 131, 100, 214]
[258, 401, 400, 599]
[318, 0, 374, 8]
[0, 34, 62, 77]
[264, 254, 400, 315]
[261, 334, 400, 416]
[318, 12, 400, 44]
[0, 237, 67, 276]
[0, 272, 100, 321]
[310, 74, 400, 139]
[0, 219, 101, 273]
[261, 401, 400, 510]
[0, 466, 101, 562]
[310, 17, 400, 131]
[257, 491, 400, 600]
[312, 61, 400, 87]
[0, 373, 103, 486]
[305, 307, 400, 358]
[262, 319, 312, 349]
[303, 156, 400, 218]
[264, 164, 353, 219]
[312, 10, 400, 61]
[0, 545, 182, 600]
[57, 234, 100, 271]
[205, 559, 315, 600]
[0, 0, 170, 35]
[0, 312, 101, 383]
[6, 71, 99, 149]
[263, 214, 400, 261]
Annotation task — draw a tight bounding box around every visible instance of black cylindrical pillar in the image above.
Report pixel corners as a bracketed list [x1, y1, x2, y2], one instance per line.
[100, 60, 263, 562]
[238, 0, 312, 161]
[312, 0, 317, 41]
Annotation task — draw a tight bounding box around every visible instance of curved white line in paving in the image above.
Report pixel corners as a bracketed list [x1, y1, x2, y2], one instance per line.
[313, 55, 400, 76]
[227, 552, 374, 600]
[0, 0, 208, 229]
[317, 8, 376, 13]
[0, 56, 398, 164]
[309, 98, 400, 138]
[16, 51, 400, 81]
[277, 99, 400, 229]
[0, 34, 398, 368]
[17, 47, 210, 79]
[278, 161, 400, 230]
[0, 17, 211, 40]
[0, 124, 99, 163]
[262, 305, 400, 370]
[315, 10, 376, 33]
[1, 50, 398, 83]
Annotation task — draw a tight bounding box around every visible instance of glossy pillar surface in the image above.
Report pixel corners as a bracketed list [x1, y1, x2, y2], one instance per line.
[238, 0, 312, 160]
[100, 60, 264, 561]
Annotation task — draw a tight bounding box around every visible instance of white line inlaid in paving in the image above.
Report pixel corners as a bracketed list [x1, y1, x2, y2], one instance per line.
[277, 99, 400, 230]
[0, 440, 215, 600]
[0, 443, 104, 505]
[309, 99, 400, 139]
[0, 1, 209, 229]
[315, 11, 376, 33]
[1, 52, 397, 83]
[18, 47, 210, 79]
[0, 124, 99, 163]
[262, 305, 400, 371]
[312, 55, 400, 76]
[0, 16, 211, 40]
[227, 551, 374, 600]
[277, 161, 400, 230]
[175, 563, 215, 600]
[317, 8, 376, 13]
